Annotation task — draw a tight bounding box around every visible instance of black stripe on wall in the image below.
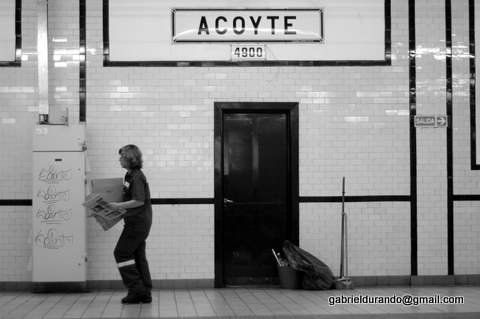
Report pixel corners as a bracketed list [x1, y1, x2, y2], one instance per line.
[0, 0, 21, 67]
[1, 196, 418, 207]
[14, 0, 21, 63]
[102, 0, 392, 67]
[470, 0, 479, 169]
[409, 0, 418, 277]
[0, 198, 212, 206]
[79, 0, 86, 122]
[299, 195, 410, 203]
[0, 200, 32, 206]
[102, 0, 109, 64]
[445, 0, 454, 276]
[384, 0, 392, 62]
[151, 198, 214, 205]
[104, 60, 392, 67]
[453, 194, 480, 201]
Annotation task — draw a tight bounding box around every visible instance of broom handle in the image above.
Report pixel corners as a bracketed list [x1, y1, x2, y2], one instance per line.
[340, 177, 345, 278]
[272, 249, 281, 266]
[345, 213, 348, 277]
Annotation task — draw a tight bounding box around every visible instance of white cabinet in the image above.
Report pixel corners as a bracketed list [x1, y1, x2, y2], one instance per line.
[32, 125, 87, 288]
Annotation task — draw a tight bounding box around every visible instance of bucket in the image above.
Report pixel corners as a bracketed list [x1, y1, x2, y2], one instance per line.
[277, 265, 302, 289]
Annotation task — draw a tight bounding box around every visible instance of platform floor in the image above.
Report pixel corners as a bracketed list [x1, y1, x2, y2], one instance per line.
[1, 286, 480, 319]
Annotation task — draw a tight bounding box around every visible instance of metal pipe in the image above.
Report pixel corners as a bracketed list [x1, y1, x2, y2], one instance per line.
[37, 0, 49, 122]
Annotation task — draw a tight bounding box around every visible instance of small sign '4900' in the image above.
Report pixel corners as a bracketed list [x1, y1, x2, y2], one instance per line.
[231, 44, 266, 61]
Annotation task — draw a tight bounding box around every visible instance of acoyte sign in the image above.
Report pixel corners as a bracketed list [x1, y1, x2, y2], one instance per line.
[172, 9, 323, 42]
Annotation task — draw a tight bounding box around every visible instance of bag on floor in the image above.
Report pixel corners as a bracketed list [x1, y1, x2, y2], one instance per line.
[282, 240, 335, 290]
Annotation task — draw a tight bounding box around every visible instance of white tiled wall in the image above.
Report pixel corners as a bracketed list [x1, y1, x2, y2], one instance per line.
[47, 0, 80, 124]
[0, 0, 36, 200]
[415, 0, 448, 275]
[0, 0, 36, 282]
[452, 0, 475, 193]
[88, 205, 214, 280]
[454, 202, 480, 274]
[0, 0, 480, 284]
[300, 202, 410, 277]
[0, 207, 31, 281]
[451, 0, 480, 274]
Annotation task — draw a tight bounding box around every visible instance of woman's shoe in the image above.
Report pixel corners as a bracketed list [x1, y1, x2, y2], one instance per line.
[121, 292, 152, 304]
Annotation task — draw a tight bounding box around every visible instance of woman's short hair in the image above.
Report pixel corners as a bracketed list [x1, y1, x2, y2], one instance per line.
[119, 144, 143, 169]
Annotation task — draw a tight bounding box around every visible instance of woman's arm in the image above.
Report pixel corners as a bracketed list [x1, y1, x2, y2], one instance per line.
[109, 200, 144, 210]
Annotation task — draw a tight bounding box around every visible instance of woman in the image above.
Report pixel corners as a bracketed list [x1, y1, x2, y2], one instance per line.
[109, 144, 153, 304]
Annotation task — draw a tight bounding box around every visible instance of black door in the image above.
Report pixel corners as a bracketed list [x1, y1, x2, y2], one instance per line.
[215, 102, 298, 287]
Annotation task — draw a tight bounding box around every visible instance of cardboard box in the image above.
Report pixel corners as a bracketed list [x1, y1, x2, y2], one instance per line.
[91, 178, 124, 202]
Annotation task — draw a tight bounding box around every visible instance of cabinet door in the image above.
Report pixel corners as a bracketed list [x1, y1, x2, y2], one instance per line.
[32, 151, 86, 282]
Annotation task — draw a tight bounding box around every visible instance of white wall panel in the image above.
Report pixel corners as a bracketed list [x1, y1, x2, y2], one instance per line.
[0, 0, 15, 61]
[108, 0, 386, 61]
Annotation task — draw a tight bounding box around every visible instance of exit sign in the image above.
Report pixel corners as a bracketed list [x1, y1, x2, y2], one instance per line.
[414, 115, 448, 128]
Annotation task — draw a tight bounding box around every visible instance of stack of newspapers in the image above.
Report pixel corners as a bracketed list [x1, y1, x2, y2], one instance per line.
[83, 193, 125, 231]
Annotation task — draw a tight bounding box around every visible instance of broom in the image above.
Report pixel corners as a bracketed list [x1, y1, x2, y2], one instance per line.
[335, 177, 353, 289]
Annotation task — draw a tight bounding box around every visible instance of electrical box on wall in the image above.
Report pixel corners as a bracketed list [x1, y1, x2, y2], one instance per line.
[32, 124, 87, 292]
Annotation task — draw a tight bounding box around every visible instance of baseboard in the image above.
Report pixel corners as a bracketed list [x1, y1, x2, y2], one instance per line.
[0, 279, 214, 292]
[350, 276, 411, 287]
[0, 281, 31, 291]
[410, 275, 480, 286]
[352, 275, 480, 287]
[87, 279, 214, 290]
[1, 276, 479, 291]
[32, 281, 88, 293]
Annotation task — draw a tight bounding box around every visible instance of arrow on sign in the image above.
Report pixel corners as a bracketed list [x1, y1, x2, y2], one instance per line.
[436, 115, 448, 127]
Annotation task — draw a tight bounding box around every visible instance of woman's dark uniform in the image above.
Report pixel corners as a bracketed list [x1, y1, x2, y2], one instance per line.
[114, 168, 153, 303]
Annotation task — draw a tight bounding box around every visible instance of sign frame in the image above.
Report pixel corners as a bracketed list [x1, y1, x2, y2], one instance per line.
[103, 0, 391, 67]
[171, 8, 324, 43]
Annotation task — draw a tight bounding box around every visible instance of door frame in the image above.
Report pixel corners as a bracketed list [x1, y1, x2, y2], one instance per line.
[214, 102, 299, 288]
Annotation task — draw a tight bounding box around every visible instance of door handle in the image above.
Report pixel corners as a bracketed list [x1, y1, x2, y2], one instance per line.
[223, 198, 234, 205]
